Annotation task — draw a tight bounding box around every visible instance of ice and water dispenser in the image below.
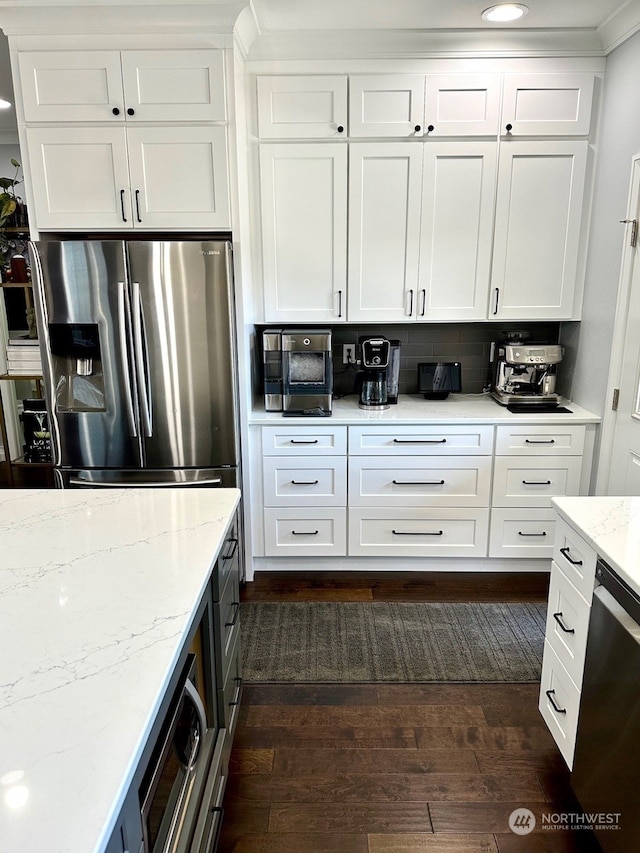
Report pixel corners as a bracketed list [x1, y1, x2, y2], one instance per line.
[48, 323, 106, 412]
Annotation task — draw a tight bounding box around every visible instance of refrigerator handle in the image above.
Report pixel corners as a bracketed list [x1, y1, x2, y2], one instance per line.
[132, 280, 153, 437]
[118, 281, 138, 437]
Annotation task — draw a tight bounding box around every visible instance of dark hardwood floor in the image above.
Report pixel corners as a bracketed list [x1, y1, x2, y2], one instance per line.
[219, 572, 600, 853]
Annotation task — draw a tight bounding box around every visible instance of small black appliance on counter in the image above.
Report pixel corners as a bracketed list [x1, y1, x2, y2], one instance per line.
[358, 336, 390, 410]
[417, 362, 462, 399]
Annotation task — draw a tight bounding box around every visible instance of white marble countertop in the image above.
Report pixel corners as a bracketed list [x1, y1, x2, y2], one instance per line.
[553, 496, 640, 596]
[0, 487, 241, 853]
[250, 394, 600, 424]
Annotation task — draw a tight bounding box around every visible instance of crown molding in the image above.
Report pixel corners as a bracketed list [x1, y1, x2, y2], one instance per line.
[598, 0, 640, 52]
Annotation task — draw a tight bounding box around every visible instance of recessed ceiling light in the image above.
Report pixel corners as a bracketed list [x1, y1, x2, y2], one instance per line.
[482, 4, 529, 23]
[0, 99, 12, 110]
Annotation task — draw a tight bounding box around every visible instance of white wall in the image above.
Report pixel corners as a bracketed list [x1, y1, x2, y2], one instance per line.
[566, 30, 640, 415]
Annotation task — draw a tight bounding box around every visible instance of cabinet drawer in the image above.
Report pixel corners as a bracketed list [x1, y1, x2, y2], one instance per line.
[262, 425, 347, 456]
[489, 508, 556, 558]
[492, 456, 582, 507]
[264, 508, 347, 556]
[349, 456, 491, 506]
[495, 425, 585, 456]
[257, 75, 348, 138]
[349, 425, 494, 455]
[552, 517, 597, 604]
[212, 513, 241, 601]
[545, 563, 591, 688]
[539, 640, 581, 769]
[214, 568, 240, 686]
[263, 456, 346, 506]
[349, 508, 489, 557]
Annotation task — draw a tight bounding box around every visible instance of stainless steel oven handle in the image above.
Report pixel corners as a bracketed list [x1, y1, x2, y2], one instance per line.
[183, 679, 207, 771]
[118, 281, 138, 437]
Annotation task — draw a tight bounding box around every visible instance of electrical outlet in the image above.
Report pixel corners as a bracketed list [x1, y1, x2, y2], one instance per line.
[342, 344, 356, 364]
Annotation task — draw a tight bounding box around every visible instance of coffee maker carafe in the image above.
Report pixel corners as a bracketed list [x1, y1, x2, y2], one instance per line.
[359, 336, 390, 410]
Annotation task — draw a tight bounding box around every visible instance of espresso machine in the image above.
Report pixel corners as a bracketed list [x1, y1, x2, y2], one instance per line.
[358, 336, 391, 410]
[491, 333, 563, 407]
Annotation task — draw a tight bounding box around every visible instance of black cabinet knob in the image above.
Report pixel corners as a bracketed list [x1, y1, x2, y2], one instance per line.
[112, 107, 120, 116]
[427, 124, 434, 132]
[337, 125, 344, 133]
[414, 125, 421, 132]
[127, 108, 135, 116]
[505, 123, 513, 132]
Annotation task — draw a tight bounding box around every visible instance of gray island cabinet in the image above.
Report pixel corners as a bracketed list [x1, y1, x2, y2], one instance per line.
[0, 487, 241, 853]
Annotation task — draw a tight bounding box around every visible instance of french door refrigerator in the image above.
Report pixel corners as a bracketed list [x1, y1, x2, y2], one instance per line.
[30, 240, 240, 489]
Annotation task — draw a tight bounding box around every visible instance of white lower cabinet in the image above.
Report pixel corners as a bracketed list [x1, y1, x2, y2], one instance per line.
[264, 508, 347, 556]
[489, 508, 557, 558]
[539, 516, 598, 769]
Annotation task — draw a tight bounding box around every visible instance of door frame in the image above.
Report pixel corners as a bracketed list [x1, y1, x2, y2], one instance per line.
[595, 152, 640, 493]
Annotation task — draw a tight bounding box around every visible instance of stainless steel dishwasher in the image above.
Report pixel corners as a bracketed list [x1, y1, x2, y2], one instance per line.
[571, 558, 640, 851]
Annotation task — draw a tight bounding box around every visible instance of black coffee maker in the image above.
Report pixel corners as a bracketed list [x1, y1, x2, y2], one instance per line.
[358, 336, 390, 410]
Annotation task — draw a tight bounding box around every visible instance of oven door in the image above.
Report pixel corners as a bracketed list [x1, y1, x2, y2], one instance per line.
[140, 654, 217, 853]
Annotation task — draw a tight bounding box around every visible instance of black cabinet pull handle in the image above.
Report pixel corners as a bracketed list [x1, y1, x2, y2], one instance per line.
[127, 107, 135, 116]
[393, 479, 445, 486]
[292, 530, 319, 535]
[414, 124, 422, 132]
[225, 601, 240, 628]
[291, 479, 319, 485]
[545, 689, 567, 715]
[420, 288, 426, 316]
[518, 531, 547, 537]
[290, 439, 319, 444]
[205, 806, 225, 853]
[120, 189, 127, 222]
[112, 107, 120, 115]
[393, 438, 446, 444]
[525, 438, 555, 444]
[408, 288, 414, 316]
[560, 546, 583, 567]
[393, 529, 443, 536]
[493, 287, 500, 315]
[505, 122, 513, 133]
[337, 289, 343, 317]
[522, 480, 552, 485]
[222, 537, 238, 562]
[337, 125, 344, 133]
[553, 612, 575, 634]
[135, 189, 142, 223]
[427, 124, 434, 132]
[230, 676, 243, 706]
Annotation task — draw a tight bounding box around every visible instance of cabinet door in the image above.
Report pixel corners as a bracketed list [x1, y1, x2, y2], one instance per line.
[26, 126, 133, 229]
[425, 74, 500, 136]
[490, 140, 588, 320]
[257, 76, 347, 139]
[260, 143, 347, 323]
[501, 73, 595, 137]
[121, 50, 226, 122]
[349, 75, 425, 138]
[126, 125, 230, 229]
[419, 142, 497, 320]
[348, 143, 423, 322]
[18, 50, 125, 122]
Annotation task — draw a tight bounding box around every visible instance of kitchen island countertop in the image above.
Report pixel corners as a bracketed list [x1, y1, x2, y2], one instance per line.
[250, 394, 600, 424]
[553, 496, 640, 596]
[0, 487, 241, 853]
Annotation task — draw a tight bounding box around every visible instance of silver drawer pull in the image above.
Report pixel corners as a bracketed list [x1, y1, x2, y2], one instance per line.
[292, 530, 319, 536]
[392, 529, 443, 536]
[522, 479, 552, 485]
[525, 438, 555, 444]
[559, 546, 583, 567]
[393, 438, 446, 444]
[291, 479, 319, 485]
[393, 479, 445, 486]
[545, 688, 567, 715]
[518, 531, 547, 537]
[289, 439, 319, 444]
[553, 611, 575, 634]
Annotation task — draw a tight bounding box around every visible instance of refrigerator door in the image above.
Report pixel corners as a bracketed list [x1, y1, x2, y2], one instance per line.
[31, 241, 142, 469]
[127, 241, 239, 469]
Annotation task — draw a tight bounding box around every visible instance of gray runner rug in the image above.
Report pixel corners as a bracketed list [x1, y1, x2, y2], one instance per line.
[241, 601, 546, 683]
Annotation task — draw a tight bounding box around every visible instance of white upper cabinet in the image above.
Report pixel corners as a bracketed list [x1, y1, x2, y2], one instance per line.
[419, 142, 497, 320]
[257, 76, 348, 139]
[490, 139, 589, 320]
[348, 143, 423, 322]
[500, 73, 595, 136]
[18, 49, 226, 123]
[260, 143, 348, 322]
[349, 73, 501, 137]
[26, 125, 230, 230]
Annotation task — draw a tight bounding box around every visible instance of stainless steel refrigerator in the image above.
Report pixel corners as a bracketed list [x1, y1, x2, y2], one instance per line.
[30, 240, 239, 489]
